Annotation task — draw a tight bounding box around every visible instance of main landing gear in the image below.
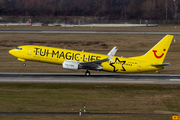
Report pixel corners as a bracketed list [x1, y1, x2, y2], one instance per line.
[85, 70, 90, 76]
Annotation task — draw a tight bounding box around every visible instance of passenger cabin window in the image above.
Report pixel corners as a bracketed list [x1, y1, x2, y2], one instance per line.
[16, 48, 22, 50]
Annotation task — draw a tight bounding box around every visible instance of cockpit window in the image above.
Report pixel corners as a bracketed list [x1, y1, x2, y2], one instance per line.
[16, 48, 22, 50]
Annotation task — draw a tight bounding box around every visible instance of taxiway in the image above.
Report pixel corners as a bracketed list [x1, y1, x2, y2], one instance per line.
[0, 30, 180, 34]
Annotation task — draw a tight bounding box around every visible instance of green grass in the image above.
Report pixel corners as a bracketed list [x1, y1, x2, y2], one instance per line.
[0, 83, 180, 115]
[0, 116, 172, 120]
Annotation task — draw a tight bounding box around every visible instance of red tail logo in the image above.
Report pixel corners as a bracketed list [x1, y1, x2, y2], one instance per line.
[153, 49, 166, 59]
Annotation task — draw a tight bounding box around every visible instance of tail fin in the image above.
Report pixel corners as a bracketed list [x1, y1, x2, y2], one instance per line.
[130, 35, 174, 64]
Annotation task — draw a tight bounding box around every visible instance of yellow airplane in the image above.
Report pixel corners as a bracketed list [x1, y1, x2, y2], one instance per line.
[9, 35, 173, 76]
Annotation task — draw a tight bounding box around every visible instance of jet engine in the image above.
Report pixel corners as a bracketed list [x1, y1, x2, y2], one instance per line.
[62, 60, 79, 70]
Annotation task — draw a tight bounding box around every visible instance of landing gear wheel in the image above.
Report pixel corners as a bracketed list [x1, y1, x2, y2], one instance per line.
[22, 63, 26, 67]
[85, 70, 90, 76]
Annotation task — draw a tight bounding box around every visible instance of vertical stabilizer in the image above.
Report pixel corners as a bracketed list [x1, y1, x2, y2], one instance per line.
[130, 35, 174, 64]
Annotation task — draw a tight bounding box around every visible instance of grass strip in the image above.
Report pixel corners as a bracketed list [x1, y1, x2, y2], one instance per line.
[0, 83, 180, 115]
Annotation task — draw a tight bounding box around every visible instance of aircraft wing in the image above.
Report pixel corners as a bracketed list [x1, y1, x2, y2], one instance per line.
[79, 46, 117, 70]
[151, 63, 170, 67]
[79, 58, 109, 70]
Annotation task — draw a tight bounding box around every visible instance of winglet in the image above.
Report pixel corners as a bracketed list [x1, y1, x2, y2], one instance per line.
[107, 46, 117, 63]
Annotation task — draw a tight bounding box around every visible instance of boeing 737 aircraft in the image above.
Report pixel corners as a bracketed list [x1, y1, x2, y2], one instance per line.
[9, 35, 173, 76]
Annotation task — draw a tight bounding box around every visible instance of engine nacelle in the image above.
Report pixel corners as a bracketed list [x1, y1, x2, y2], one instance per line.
[62, 60, 79, 70]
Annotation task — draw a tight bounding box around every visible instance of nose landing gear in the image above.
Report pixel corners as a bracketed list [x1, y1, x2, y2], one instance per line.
[22, 62, 26, 67]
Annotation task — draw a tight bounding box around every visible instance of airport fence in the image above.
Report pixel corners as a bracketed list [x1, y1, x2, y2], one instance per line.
[1, 16, 180, 25]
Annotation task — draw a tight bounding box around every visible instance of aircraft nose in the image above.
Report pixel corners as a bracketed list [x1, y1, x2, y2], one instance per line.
[9, 49, 16, 55]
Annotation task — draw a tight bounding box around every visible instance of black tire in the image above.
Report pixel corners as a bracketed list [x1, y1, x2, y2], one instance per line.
[22, 63, 26, 67]
[85, 71, 90, 76]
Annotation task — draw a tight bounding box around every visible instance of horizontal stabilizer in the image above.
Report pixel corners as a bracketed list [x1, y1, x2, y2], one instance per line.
[151, 63, 170, 67]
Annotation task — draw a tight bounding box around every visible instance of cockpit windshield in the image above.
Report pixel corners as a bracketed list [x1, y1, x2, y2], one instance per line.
[16, 48, 22, 50]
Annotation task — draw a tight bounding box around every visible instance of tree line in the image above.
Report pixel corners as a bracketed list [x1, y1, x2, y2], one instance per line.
[0, 0, 180, 20]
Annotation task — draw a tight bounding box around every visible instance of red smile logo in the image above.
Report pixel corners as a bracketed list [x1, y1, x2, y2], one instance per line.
[153, 49, 166, 59]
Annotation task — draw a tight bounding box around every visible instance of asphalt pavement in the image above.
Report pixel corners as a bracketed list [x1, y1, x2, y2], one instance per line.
[0, 73, 180, 84]
[0, 30, 180, 34]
